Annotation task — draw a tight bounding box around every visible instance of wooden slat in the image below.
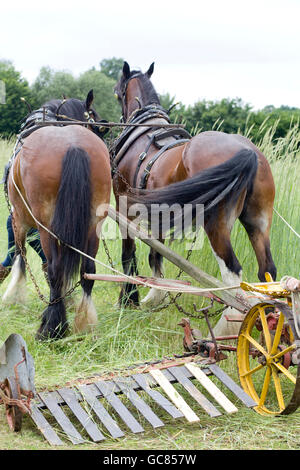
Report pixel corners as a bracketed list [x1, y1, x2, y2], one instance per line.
[185, 363, 238, 414]
[30, 403, 63, 446]
[149, 369, 199, 423]
[208, 364, 257, 407]
[38, 392, 84, 445]
[114, 378, 164, 429]
[133, 373, 184, 419]
[57, 388, 105, 442]
[94, 380, 144, 434]
[79, 384, 124, 438]
[167, 366, 222, 417]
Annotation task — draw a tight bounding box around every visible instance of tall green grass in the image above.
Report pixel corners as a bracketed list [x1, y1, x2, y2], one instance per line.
[0, 124, 299, 449]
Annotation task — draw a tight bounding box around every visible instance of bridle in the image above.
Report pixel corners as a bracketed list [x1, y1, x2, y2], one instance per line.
[55, 100, 108, 139]
[116, 72, 144, 123]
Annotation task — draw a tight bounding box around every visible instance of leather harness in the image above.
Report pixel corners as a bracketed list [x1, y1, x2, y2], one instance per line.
[110, 104, 191, 189]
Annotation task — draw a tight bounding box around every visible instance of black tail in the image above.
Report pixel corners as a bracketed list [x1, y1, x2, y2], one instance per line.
[127, 148, 258, 233]
[50, 146, 91, 287]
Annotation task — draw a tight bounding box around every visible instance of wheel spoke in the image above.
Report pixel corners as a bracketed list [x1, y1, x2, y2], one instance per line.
[238, 303, 296, 415]
[259, 366, 272, 407]
[258, 306, 272, 352]
[241, 332, 269, 358]
[272, 361, 296, 384]
[271, 366, 285, 411]
[240, 362, 264, 378]
[270, 313, 285, 355]
[272, 344, 295, 361]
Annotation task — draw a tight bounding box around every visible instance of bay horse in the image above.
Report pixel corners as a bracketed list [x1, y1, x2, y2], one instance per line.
[6, 91, 111, 340]
[112, 62, 276, 334]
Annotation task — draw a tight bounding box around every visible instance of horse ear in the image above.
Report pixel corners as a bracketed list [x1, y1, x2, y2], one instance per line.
[86, 89, 94, 110]
[146, 62, 154, 77]
[123, 61, 131, 79]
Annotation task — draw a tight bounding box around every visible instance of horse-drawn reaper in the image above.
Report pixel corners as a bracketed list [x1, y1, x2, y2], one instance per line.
[1, 67, 300, 442]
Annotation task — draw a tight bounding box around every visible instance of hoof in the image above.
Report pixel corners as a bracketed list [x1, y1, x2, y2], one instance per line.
[118, 288, 139, 308]
[35, 323, 68, 341]
[141, 288, 166, 308]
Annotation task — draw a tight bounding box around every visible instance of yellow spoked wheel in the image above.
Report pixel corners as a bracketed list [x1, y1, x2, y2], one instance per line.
[237, 302, 297, 415]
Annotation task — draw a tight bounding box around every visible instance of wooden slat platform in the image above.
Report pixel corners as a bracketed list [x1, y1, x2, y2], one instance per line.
[29, 362, 257, 445]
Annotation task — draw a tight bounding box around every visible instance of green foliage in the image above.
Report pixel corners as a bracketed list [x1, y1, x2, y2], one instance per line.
[30, 66, 120, 122]
[100, 57, 124, 81]
[163, 95, 300, 143]
[76, 68, 120, 122]
[0, 61, 34, 137]
[183, 98, 252, 135]
[30, 66, 79, 107]
[0, 57, 299, 144]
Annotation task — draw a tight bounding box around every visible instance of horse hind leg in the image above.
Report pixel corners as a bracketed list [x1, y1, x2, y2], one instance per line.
[73, 233, 98, 334]
[239, 206, 277, 282]
[2, 218, 27, 305]
[36, 239, 68, 340]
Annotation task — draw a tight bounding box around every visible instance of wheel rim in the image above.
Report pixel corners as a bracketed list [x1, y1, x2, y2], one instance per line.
[237, 303, 296, 415]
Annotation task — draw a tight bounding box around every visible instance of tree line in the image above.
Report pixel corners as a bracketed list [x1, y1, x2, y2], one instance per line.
[0, 57, 299, 143]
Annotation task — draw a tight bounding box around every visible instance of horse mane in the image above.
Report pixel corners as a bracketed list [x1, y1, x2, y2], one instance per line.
[136, 72, 160, 105]
[43, 98, 89, 121]
[121, 69, 161, 106]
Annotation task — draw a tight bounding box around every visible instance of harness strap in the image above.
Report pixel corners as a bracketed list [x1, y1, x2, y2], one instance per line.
[138, 138, 190, 189]
[132, 134, 156, 187]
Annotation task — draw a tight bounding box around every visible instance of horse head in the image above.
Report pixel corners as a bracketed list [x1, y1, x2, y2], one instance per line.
[114, 61, 159, 121]
[52, 90, 108, 139]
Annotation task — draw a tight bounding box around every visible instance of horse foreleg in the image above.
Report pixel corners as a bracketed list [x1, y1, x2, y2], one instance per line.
[141, 246, 166, 307]
[2, 215, 27, 304]
[73, 233, 99, 334]
[119, 236, 139, 307]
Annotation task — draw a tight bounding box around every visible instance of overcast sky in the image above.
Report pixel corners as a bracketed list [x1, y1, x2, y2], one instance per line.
[1, 0, 300, 110]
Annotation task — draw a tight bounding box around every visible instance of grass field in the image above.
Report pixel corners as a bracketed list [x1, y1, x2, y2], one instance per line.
[0, 124, 299, 451]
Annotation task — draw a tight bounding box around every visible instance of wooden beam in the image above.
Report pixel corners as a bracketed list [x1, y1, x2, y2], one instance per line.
[107, 206, 257, 313]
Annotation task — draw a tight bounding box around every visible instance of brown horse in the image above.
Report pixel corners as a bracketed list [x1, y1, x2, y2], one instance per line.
[112, 62, 276, 328]
[6, 92, 111, 340]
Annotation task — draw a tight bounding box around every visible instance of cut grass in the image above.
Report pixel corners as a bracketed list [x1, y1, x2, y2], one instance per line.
[0, 125, 299, 450]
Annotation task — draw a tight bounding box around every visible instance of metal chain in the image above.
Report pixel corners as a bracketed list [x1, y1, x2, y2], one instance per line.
[3, 181, 82, 305]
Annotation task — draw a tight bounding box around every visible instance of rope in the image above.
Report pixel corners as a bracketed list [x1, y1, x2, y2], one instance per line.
[273, 208, 300, 240]
[9, 160, 241, 296]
